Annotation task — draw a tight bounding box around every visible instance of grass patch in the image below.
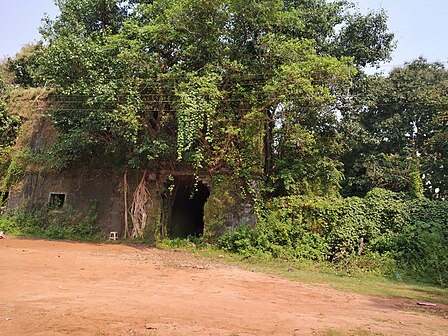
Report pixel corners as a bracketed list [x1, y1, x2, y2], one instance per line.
[156, 238, 448, 305]
[244, 258, 448, 304]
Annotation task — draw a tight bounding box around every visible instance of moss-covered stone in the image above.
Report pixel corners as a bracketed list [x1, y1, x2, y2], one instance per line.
[204, 174, 257, 242]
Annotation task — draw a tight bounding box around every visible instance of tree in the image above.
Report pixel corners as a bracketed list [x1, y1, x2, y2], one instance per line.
[1, 43, 45, 87]
[0, 77, 21, 182]
[36, 0, 395, 198]
[334, 9, 395, 67]
[341, 58, 448, 198]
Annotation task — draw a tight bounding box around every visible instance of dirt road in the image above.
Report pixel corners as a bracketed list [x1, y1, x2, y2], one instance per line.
[0, 238, 446, 336]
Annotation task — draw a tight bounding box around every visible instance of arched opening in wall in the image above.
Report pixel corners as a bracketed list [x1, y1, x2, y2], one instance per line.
[166, 175, 210, 238]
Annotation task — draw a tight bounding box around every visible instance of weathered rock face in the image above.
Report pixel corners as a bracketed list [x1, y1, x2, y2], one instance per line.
[203, 175, 258, 241]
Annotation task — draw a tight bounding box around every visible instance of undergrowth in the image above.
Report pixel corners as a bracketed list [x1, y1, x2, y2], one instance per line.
[0, 205, 102, 241]
[216, 189, 448, 287]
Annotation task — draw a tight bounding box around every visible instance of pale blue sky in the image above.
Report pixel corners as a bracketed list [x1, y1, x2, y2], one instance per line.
[0, 0, 59, 58]
[356, 0, 448, 72]
[0, 0, 447, 72]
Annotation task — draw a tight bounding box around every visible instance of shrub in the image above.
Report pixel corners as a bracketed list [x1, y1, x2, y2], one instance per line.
[0, 205, 102, 241]
[217, 189, 447, 286]
[395, 199, 448, 286]
[217, 224, 257, 256]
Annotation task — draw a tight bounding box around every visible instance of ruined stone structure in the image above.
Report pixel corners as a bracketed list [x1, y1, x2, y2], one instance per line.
[6, 111, 257, 241]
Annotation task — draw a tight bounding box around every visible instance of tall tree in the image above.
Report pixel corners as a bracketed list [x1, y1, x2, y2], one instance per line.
[36, 0, 395, 196]
[1, 43, 44, 88]
[342, 58, 448, 198]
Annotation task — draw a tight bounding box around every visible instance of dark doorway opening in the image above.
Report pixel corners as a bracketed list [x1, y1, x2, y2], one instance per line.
[167, 176, 210, 238]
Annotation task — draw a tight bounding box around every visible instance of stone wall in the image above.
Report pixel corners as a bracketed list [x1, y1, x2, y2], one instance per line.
[8, 168, 257, 241]
[8, 170, 124, 233]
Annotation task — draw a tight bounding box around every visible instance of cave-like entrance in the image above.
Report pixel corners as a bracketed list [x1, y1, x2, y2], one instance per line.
[165, 175, 210, 238]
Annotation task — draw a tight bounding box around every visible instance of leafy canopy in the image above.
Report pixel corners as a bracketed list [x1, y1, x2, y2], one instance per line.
[34, 1, 394, 197]
[342, 58, 448, 198]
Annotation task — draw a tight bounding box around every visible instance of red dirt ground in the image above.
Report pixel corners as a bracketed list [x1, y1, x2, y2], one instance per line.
[0, 238, 447, 336]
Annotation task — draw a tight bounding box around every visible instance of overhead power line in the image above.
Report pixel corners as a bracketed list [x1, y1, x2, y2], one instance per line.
[366, 59, 448, 71]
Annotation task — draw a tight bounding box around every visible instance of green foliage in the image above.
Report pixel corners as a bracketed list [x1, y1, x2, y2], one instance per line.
[175, 72, 222, 164]
[218, 189, 448, 286]
[271, 123, 345, 196]
[0, 80, 21, 180]
[203, 190, 234, 242]
[395, 199, 448, 286]
[0, 104, 20, 148]
[409, 169, 424, 199]
[2, 43, 44, 87]
[159, 235, 204, 249]
[342, 59, 448, 198]
[34, 0, 395, 196]
[1, 149, 30, 192]
[9, 0, 446, 288]
[217, 200, 329, 261]
[217, 224, 257, 256]
[203, 174, 243, 242]
[0, 205, 101, 241]
[335, 9, 395, 67]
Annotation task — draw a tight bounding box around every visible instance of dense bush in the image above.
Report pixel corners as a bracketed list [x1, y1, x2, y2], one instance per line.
[395, 199, 448, 286]
[218, 189, 448, 286]
[0, 205, 102, 241]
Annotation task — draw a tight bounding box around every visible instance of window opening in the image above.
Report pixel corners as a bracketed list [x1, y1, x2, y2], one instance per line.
[1, 192, 9, 206]
[48, 193, 66, 208]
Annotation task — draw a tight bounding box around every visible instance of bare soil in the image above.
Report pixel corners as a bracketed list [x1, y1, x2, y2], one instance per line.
[0, 238, 447, 336]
